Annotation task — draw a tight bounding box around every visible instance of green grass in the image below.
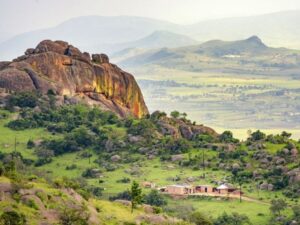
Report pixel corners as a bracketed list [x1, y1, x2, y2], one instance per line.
[0, 110, 297, 225]
[168, 197, 272, 224]
[0, 110, 57, 159]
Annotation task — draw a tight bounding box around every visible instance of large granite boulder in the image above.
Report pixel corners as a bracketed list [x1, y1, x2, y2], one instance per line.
[0, 40, 149, 118]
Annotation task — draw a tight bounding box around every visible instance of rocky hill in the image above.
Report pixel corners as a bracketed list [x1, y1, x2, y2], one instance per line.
[0, 40, 149, 118]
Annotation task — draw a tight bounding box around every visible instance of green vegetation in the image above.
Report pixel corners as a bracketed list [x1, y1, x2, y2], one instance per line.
[0, 92, 299, 224]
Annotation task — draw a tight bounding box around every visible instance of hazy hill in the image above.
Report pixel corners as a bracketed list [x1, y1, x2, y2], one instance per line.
[184, 10, 300, 49]
[1, 11, 300, 61]
[111, 30, 198, 51]
[0, 16, 179, 60]
[117, 36, 300, 76]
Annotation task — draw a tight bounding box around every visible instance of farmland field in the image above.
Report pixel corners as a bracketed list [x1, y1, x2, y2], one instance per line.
[121, 65, 300, 139]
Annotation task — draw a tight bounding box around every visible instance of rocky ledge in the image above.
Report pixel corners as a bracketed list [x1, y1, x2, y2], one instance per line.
[0, 40, 149, 118]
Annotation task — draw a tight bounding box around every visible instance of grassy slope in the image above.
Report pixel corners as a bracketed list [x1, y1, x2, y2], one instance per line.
[0, 176, 145, 225]
[0, 110, 298, 225]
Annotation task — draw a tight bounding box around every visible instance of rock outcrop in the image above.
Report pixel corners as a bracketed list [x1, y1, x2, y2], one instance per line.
[151, 110, 218, 139]
[0, 40, 149, 118]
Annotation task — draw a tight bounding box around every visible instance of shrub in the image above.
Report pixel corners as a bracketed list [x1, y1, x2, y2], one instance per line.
[26, 139, 35, 149]
[66, 164, 77, 170]
[250, 130, 266, 141]
[117, 177, 131, 183]
[214, 212, 251, 225]
[189, 211, 212, 225]
[34, 158, 52, 167]
[7, 119, 38, 130]
[7, 92, 38, 109]
[59, 207, 89, 225]
[25, 199, 39, 210]
[219, 131, 239, 143]
[0, 210, 26, 225]
[109, 190, 131, 201]
[144, 190, 167, 207]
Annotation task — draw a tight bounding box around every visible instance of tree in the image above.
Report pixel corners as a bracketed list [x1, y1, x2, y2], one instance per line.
[170, 111, 180, 119]
[270, 199, 287, 216]
[130, 181, 142, 213]
[214, 212, 251, 225]
[250, 130, 266, 141]
[144, 190, 166, 207]
[0, 211, 26, 225]
[232, 170, 248, 203]
[219, 131, 238, 143]
[281, 131, 291, 139]
[189, 211, 212, 225]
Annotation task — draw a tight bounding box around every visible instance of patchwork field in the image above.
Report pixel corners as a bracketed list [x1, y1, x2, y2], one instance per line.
[123, 65, 300, 139]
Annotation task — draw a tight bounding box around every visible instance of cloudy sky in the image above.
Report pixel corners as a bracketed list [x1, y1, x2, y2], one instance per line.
[1, 0, 300, 39]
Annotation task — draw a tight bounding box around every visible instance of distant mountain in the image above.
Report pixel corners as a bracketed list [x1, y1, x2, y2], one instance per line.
[184, 10, 300, 49]
[0, 16, 179, 60]
[111, 30, 197, 51]
[181, 36, 269, 56]
[117, 36, 300, 76]
[1, 11, 300, 61]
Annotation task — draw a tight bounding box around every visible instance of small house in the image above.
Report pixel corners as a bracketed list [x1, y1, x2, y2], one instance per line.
[166, 184, 195, 195]
[195, 185, 214, 193]
[216, 184, 236, 194]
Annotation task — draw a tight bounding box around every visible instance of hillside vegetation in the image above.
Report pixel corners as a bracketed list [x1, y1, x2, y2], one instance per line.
[0, 91, 299, 224]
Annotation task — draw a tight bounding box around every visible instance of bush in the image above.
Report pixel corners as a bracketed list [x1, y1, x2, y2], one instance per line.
[219, 131, 239, 143]
[26, 139, 35, 149]
[66, 164, 77, 170]
[214, 212, 251, 225]
[117, 177, 131, 183]
[144, 190, 167, 207]
[189, 211, 212, 225]
[34, 158, 52, 167]
[0, 210, 26, 225]
[250, 130, 266, 141]
[7, 92, 38, 109]
[109, 190, 131, 201]
[59, 207, 89, 225]
[7, 119, 38, 130]
[25, 199, 39, 210]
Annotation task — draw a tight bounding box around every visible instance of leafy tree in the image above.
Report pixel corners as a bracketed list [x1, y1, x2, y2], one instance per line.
[170, 111, 180, 119]
[270, 199, 287, 216]
[128, 119, 156, 140]
[219, 131, 238, 143]
[189, 211, 212, 225]
[232, 170, 249, 203]
[250, 130, 266, 141]
[281, 131, 291, 139]
[67, 126, 94, 147]
[214, 212, 251, 225]
[144, 190, 166, 207]
[0, 210, 26, 225]
[130, 181, 142, 213]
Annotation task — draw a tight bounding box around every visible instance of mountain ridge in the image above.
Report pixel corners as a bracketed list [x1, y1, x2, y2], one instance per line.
[1, 10, 300, 60]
